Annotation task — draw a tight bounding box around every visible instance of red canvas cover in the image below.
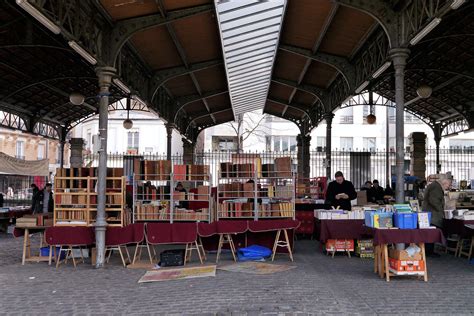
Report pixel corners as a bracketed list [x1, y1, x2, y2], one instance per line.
[45, 226, 95, 246]
[217, 220, 248, 234]
[171, 222, 198, 243]
[248, 219, 300, 232]
[145, 222, 173, 245]
[198, 222, 218, 237]
[105, 225, 135, 246]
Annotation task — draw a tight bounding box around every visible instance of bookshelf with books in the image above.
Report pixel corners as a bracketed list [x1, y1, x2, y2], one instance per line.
[217, 157, 296, 220]
[133, 164, 212, 223]
[54, 168, 127, 227]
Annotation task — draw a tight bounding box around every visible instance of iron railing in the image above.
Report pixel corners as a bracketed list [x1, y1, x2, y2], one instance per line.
[82, 147, 474, 190]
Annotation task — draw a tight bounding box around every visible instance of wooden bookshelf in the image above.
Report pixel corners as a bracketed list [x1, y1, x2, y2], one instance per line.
[54, 171, 128, 227]
[217, 157, 295, 220]
[133, 165, 212, 223]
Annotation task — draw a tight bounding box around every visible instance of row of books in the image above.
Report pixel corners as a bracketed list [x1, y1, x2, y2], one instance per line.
[218, 202, 294, 218]
[218, 183, 294, 198]
[55, 192, 122, 206]
[219, 157, 292, 178]
[135, 202, 170, 220]
[135, 185, 169, 201]
[141, 160, 172, 180]
[55, 167, 123, 189]
[173, 209, 209, 221]
[56, 210, 87, 221]
[173, 165, 210, 181]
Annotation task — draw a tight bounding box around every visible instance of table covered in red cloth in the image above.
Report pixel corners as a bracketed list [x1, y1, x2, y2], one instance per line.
[364, 227, 446, 246]
[443, 219, 474, 238]
[198, 219, 299, 253]
[315, 219, 366, 243]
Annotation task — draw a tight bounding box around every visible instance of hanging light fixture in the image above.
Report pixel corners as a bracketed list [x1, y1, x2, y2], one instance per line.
[366, 91, 376, 124]
[123, 96, 133, 129]
[416, 84, 432, 98]
[69, 92, 85, 105]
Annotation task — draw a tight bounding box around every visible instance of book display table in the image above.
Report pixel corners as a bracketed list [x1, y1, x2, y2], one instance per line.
[365, 227, 445, 282]
[14, 226, 50, 265]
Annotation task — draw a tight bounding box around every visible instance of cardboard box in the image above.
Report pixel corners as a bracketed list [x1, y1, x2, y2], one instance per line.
[326, 239, 354, 252]
[389, 248, 422, 261]
[356, 191, 368, 205]
[389, 258, 425, 272]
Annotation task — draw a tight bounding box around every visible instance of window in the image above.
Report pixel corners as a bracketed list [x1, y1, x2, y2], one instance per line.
[127, 130, 139, 150]
[16, 141, 25, 159]
[340, 137, 353, 151]
[363, 137, 376, 152]
[388, 107, 396, 123]
[266, 136, 297, 152]
[212, 136, 237, 151]
[86, 129, 92, 150]
[316, 136, 326, 151]
[339, 107, 353, 124]
[144, 147, 153, 153]
[37, 143, 45, 159]
[56, 145, 61, 163]
[449, 139, 474, 153]
[405, 112, 421, 124]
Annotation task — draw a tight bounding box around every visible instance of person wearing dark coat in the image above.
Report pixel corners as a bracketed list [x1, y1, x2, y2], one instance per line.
[368, 179, 385, 203]
[36, 183, 54, 214]
[325, 171, 357, 211]
[421, 178, 451, 256]
[31, 183, 41, 213]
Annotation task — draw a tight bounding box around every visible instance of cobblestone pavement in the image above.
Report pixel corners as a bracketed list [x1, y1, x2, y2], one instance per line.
[0, 233, 473, 315]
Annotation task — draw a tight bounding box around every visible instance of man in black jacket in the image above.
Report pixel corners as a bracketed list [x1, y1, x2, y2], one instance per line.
[326, 171, 357, 210]
[368, 179, 385, 203]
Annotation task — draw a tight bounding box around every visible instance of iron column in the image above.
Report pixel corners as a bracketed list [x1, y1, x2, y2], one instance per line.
[95, 66, 116, 268]
[386, 105, 390, 188]
[433, 123, 442, 173]
[390, 48, 410, 203]
[324, 112, 334, 180]
[166, 123, 174, 161]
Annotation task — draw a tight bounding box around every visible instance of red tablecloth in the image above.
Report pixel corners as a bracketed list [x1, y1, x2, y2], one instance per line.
[364, 227, 446, 246]
[315, 219, 366, 243]
[443, 219, 474, 238]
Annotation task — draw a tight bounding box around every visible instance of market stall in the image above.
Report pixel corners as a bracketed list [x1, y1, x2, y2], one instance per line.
[367, 227, 445, 282]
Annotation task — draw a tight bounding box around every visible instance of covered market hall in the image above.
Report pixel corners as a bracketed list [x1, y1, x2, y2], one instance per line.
[0, 0, 474, 314]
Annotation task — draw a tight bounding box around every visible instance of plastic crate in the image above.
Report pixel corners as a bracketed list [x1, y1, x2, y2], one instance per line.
[40, 246, 66, 259]
[394, 212, 418, 229]
[365, 211, 393, 228]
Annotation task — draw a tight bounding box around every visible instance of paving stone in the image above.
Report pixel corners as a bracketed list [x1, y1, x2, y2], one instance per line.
[0, 234, 473, 315]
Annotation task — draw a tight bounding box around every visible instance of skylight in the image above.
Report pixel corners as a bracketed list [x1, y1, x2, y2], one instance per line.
[215, 0, 287, 116]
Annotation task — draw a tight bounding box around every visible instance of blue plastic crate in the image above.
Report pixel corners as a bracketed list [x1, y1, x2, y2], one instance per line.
[394, 212, 418, 229]
[40, 246, 66, 259]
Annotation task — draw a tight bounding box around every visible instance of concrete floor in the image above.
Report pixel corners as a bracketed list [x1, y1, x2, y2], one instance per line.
[0, 233, 473, 315]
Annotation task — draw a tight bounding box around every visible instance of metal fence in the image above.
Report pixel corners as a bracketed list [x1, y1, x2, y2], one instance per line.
[83, 147, 474, 190]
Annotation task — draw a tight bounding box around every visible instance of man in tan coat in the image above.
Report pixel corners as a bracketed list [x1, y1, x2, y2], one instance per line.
[421, 178, 451, 256]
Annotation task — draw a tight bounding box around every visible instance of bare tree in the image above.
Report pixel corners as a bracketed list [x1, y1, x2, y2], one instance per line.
[226, 112, 270, 153]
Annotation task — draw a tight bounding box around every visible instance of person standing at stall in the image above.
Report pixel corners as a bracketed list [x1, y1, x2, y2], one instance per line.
[326, 171, 357, 210]
[422, 178, 451, 256]
[368, 179, 385, 203]
[37, 183, 54, 214]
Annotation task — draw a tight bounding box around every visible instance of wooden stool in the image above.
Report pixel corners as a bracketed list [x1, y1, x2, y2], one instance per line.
[184, 241, 203, 265]
[444, 235, 461, 256]
[458, 238, 472, 258]
[105, 245, 131, 267]
[56, 246, 85, 268]
[216, 234, 237, 263]
[197, 237, 207, 261]
[271, 229, 293, 262]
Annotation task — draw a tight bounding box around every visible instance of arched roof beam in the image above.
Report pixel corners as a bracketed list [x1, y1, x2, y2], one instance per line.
[108, 4, 213, 65]
[173, 89, 228, 123]
[279, 44, 356, 91]
[335, 0, 459, 48]
[271, 77, 326, 109]
[184, 108, 233, 135]
[150, 59, 223, 102]
[266, 97, 314, 126]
